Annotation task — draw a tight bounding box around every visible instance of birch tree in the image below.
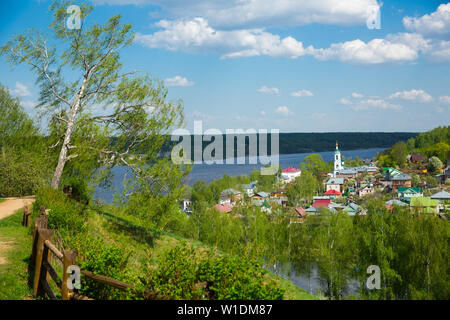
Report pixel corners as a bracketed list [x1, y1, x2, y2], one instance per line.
[1, 1, 184, 190]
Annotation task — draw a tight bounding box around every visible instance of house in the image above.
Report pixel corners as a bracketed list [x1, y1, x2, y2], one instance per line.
[390, 174, 412, 189]
[290, 207, 307, 224]
[397, 187, 423, 202]
[271, 190, 288, 206]
[213, 203, 233, 213]
[335, 168, 359, 179]
[281, 167, 301, 183]
[385, 199, 408, 211]
[409, 153, 426, 164]
[180, 198, 192, 215]
[326, 177, 344, 192]
[323, 189, 342, 199]
[220, 188, 242, 205]
[251, 191, 270, 206]
[260, 200, 272, 213]
[252, 191, 270, 200]
[430, 190, 450, 201]
[242, 181, 257, 196]
[410, 197, 439, 214]
[358, 186, 374, 197]
[384, 168, 412, 189]
[430, 190, 450, 211]
[312, 199, 331, 208]
[305, 206, 318, 215]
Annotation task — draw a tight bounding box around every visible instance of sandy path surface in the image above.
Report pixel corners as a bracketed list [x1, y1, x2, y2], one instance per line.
[0, 197, 35, 220]
[0, 197, 35, 267]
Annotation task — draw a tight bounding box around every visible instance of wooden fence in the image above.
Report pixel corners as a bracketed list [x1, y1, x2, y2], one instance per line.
[28, 206, 161, 300]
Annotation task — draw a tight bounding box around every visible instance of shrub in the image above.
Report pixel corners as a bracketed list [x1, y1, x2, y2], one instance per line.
[34, 187, 86, 234]
[0, 148, 48, 197]
[62, 175, 92, 204]
[142, 243, 284, 300]
[63, 234, 135, 300]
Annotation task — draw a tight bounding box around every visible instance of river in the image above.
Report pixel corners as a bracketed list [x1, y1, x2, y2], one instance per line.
[94, 148, 383, 203]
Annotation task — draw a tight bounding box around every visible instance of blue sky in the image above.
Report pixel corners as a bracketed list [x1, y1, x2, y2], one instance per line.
[1, 0, 449, 133]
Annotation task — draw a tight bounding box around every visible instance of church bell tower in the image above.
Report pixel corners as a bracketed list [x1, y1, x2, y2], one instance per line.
[334, 141, 343, 177]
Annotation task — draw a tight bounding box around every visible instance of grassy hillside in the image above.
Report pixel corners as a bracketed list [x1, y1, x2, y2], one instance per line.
[88, 207, 318, 300]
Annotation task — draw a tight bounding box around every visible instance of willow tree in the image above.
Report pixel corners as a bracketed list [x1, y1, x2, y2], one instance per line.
[1, 1, 184, 192]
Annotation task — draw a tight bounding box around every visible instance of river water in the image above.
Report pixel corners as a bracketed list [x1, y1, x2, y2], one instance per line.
[94, 148, 383, 203]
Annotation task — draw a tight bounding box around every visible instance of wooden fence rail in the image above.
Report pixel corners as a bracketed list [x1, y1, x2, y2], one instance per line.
[30, 206, 161, 300]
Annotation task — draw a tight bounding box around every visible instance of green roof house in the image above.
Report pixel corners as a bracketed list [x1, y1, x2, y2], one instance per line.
[398, 187, 423, 202]
[410, 197, 439, 214]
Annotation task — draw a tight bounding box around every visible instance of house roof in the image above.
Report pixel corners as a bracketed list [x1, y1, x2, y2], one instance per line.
[385, 199, 408, 206]
[410, 153, 426, 162]
[430, 190, 450, 200]
[323, 189, 342, 195]
[312, 199, 331, 208]
[391, 173, 412, 181]
[327, 177, 344, 185]
[282, 167, 300, 173]
[294, 207, 306, 217]
[305, 206, 317, 213]
[337, 168, 358, 174]
[213, 203, 233, 213]
[398, 187, 423, 194]
[221, 188, 241, 196]
[410, 197, 439, 207]
[254, 191, 270, 198]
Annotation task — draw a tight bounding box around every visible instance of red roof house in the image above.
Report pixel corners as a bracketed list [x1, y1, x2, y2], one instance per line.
[282, 167, 300, 173]
[323, 189, 342, 196]
[312, 199, 331, 208]
[290, 207, 307, 223]
[213, 203, 233, 213]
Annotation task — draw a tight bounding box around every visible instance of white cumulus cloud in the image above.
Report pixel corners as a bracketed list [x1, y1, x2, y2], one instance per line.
[353, 99, 401, 111]
[135, 18, 308, 59]
[11, 82, 31, 97]
[94, 0, 382, 29]
[311, 38, 418, 64]
[352, 92, 364, 98]
[403, 3, 450, 35]
[389, 89, 433, 103]
[275, 106, 292, 116]
[440, 96, 450, 104]
[164, 76, 194, 87]
[291, 90, 313, 97]
[258, 86, 279, 95]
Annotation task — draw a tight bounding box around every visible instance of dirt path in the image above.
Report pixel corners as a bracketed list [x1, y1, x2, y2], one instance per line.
[0, 197, 35, 220]
[0, 197, 35, 267]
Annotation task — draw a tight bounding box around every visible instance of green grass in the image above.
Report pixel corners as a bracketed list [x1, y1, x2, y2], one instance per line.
[0, 209, 33, 300]
[87, 208, 317, 300]
[0, 198, 5, 204]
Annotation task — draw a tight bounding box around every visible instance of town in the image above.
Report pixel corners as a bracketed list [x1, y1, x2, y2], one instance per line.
[181, 141, 450, 222]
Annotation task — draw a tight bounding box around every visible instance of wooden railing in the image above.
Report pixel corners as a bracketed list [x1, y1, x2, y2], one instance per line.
[30, 206, 162, 300]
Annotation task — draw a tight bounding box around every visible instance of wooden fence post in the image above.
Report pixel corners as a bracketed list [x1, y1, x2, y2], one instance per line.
[31, 218, 42, 266]
[61, 250, 78, 300]
[33, 228, 53, 298]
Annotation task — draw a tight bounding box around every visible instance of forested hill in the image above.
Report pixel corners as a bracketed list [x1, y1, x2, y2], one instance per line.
[278, 132, 418, 154]
[161, 132, 418, 156]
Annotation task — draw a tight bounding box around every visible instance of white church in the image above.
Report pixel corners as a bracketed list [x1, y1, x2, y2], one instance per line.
[332, 142, 377, 178]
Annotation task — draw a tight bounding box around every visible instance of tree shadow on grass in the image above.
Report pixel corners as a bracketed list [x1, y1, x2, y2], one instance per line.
[95, 210, 158, 247]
